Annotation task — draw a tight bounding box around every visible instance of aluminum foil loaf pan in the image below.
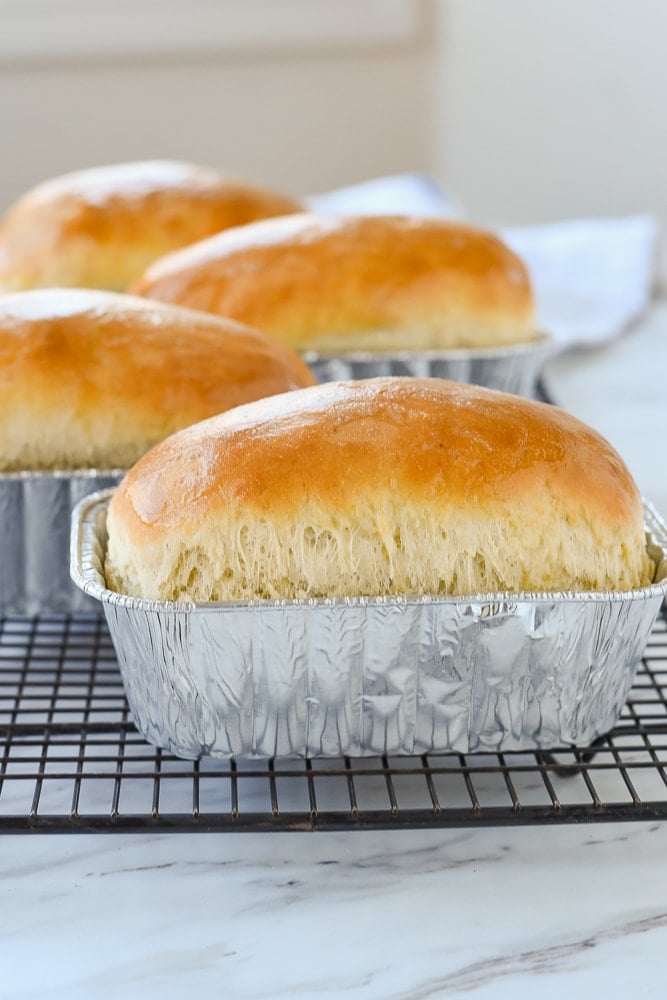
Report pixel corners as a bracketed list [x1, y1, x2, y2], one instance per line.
[0, 470, 123, 615]
[72, 490, 667, 759]
[304, 333, 554, 399]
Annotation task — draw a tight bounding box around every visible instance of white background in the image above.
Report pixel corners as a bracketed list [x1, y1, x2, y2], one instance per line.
[0, 0, 665, 232]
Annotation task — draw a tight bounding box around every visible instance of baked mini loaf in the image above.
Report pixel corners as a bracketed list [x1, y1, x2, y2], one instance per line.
[0, 160, 301, 292]
[131, 214, 536, 352]
[105, 377, 652, 602]
[0, 288, 315, 471]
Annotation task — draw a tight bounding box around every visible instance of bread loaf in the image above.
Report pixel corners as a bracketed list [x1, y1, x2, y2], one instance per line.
[105, 377, 651, 601]
[0, 288, 315, 471]
[132, 214, 536, 352]
[0, 161, 301, 292]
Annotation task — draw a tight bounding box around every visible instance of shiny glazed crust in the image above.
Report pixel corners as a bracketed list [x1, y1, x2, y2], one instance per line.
[0, 288, 315, 470]
[106, 377, 652, 600]
[0, 161, 301, 292]
[132, 214, 536, 352]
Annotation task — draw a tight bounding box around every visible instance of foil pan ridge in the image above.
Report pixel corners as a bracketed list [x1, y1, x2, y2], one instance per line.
[0, 469, 123, 615]
[303, 333, 555, 398]
[71, 491, 667, 759]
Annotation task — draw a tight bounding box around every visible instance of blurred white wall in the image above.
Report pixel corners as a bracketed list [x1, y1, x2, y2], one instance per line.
[1, 0, 666, 231]
[433, 0, 667, 229]
[0, 1, 435, 208]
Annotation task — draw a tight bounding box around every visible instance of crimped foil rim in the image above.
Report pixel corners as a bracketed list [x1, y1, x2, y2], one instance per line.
[0, 467, 126, 482]
[301, 331, 554, 365]
[71, 489, 667, 615]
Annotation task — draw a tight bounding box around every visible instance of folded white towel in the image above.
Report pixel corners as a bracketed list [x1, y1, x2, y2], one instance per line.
[501, 215, 660, 347]
[307, 173, 463, 221]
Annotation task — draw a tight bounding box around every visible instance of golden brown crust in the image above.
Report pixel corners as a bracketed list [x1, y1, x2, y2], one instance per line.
[106, 378, 651, 600]
[0, 288, 315, 471]
[132, 214, 536, 351]
[0, 161, 301, 292]
[118, 379, 638, 530]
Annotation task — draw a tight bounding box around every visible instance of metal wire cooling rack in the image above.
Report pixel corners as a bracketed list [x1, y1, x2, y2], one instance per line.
[1, 610, 666, 833]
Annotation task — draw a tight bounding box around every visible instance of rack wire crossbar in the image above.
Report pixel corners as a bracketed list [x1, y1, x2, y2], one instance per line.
[1, 611, 666, 833]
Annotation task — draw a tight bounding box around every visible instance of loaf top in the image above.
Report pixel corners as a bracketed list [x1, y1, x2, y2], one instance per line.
[0, 288, 315, 471]
[0, 160, 301, 292]
[106, 377, 651, 601]
[131, 214, 536, 352]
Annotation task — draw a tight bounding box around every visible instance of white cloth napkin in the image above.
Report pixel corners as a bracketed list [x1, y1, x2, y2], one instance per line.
[501, 215, 660, 347]
[307, 173, 463, 222]
[307, 175, 661, 350]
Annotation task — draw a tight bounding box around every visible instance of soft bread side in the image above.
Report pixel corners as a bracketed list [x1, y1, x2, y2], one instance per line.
[0, 288, 315, 471]
[105, 377, 652, 601]
[131, 214, 536, 352]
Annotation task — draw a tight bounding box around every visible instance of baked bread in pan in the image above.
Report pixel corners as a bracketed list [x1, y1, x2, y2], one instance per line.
[0, 160, 301, 292]
[106, 377, 651, 601]
[132, 214, 536, 352]
[0, 288, 315, 471]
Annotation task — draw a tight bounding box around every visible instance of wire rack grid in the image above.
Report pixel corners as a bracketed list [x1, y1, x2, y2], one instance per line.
[1, 610, 666, 834]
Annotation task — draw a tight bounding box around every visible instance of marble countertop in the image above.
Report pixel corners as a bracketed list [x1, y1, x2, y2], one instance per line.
[3, 305, 667, 999]
[3, 822, 667, 999]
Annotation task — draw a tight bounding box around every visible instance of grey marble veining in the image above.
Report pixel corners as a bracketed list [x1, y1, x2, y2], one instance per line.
[2, 824, 667, 999]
